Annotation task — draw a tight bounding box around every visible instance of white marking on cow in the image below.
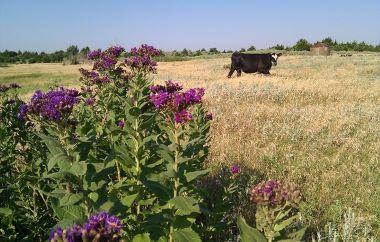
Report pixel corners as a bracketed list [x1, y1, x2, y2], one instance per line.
[271, 53, 278, 61]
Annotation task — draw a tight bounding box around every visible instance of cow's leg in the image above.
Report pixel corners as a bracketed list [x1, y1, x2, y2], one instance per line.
[227, 66, 235, 78]
[237, 69, 242, 77]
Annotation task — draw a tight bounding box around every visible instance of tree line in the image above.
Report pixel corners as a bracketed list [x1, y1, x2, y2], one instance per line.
[272, 37, 380, 52]
[1, 38, 379, 64]
[0, 45, 90, 64]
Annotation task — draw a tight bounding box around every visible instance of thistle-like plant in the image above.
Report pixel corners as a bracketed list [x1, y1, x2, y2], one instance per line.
[0, 84, 54, 241]
[238, 180, 306, 242]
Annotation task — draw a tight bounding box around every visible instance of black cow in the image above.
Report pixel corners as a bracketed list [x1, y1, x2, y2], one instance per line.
[227, 52, 282, 78]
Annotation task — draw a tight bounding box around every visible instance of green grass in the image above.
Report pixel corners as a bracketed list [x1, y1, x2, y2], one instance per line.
[0, 63, 83, 97]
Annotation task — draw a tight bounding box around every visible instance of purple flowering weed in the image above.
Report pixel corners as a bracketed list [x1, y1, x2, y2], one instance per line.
[230, 165, 240, 174]
[49, 212, 123, 242]
[250, 180, 300, 206]
[149, 80, 205, 124]
[19, 87, 79, 121]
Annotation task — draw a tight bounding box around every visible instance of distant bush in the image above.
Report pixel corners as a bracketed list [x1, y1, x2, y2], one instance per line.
[240, 48, 246, 52]
[180, 48, 189, 56]
[271, 44, 285, 50]
[247, 45, 256, 51]
[292, 38, 312, 51]
[209, 47, 219, 54]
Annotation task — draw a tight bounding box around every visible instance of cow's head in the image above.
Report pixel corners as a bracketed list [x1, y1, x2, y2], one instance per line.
[271, 53, 282, 66]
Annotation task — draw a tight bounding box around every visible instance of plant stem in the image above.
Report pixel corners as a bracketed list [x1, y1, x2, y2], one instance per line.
[134, 113, 142, 215]
[169, 126, 180, 242]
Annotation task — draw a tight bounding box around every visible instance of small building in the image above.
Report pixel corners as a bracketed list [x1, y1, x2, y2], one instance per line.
[310, 42, 331, 56]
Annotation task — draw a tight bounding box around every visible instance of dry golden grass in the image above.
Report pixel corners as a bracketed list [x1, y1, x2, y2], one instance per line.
[1, 53, 379, 231]
[156, 54, 380, 229]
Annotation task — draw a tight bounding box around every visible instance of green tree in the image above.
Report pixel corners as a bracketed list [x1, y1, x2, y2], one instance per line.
[321, 37, 334, 47]
[292, 38, 311, 51]
[209, 48, 219, 54]
[247, 45, 256, 51]
[181, 48, 189, 56]
[80, 46, 90, 56]
[66, 45, 79, 56]
[272, 44, 285, 50]
[66, 45, 79, 64]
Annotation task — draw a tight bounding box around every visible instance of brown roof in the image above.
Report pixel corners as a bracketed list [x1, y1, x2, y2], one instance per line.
[311, 42, 329, 48]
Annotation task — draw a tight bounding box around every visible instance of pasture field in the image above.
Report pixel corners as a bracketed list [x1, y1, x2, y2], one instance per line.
[1, 53, 380, 232]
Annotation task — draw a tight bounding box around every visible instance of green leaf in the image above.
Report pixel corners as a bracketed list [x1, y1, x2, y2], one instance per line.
[53, 205, 86, 224]
[237, 215, 267, 242]
[60, 193, 84, 206]
[275, 207, 292, 222]
[286, 226, 307, 240]
[169, 196, 201, 215]
[38, 134, 63, 154]
[48, 153, 66, 171]
[0, 207, 12, 216]
[158, 148, 174, 163]
[173, 228, 201, 242]
[274, 215, 298, 232]
[121, 193, 139, 207]
[48, 152, 70, 171]
[132, 233, 151, 242]
[144, 180, 171, 201]
[89, 192, 99, 203]
[70, 161, 87, 176]
[129, 107, 141, 116]
[184, 169, 210, 183]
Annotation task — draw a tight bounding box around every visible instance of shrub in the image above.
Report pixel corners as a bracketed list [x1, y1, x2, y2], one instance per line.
[292, 39, 312, 51]
[247, 45, 256, 51]
[0, 84, 54, 241]
[17, 44, 212, 241]
[238, 180, 307, 242]
[209, 48, 219, 54]
[271, 44, 285, 50]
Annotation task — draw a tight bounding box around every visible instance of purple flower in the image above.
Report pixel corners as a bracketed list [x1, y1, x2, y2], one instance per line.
[230, 165, 240, 174]
[118, 120, 125, 129]
[250, 180, 300, 206]
[87, 49, 101, 60]
[49, 226, 63, 241]
[174, 109, 192, 124]
[150, 91, 169, 109]
[49, 212, 123, 242]
[149, 80, 207, 124]
[85, 98, 94, 106]
[23, 87, 79, 121]
[125, 44, 160, 73]
[107, 46, 125, 57]
[105, 216, 122, 233]
[17, 104, 29, 119]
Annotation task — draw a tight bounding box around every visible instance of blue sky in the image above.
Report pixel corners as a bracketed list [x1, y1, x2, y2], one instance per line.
[0, 0, 379, 52]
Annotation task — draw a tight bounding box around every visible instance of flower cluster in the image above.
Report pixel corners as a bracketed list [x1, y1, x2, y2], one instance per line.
[0, 83, 21, 93]
[49, 212, 122, 242]
[149, 80, 205, 124]
[79, 68, 110, 85]
[230, 165, 240, 174]
[87, 46, 125, 71]
[250, 180, 300, 206]
[18, 87, 79, 121]
[125, 44, 160, 73]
